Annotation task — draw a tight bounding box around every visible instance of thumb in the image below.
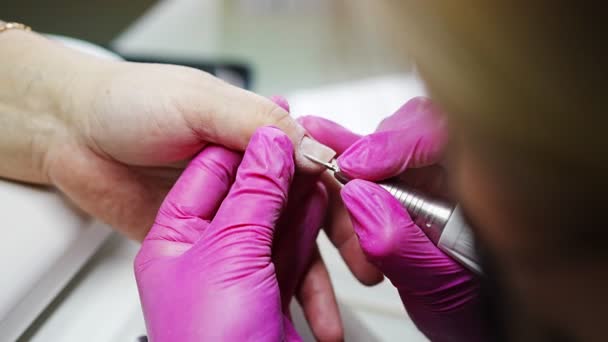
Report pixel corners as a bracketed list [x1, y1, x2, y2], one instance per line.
[185, 79, 334, 173]
[192, 126, 295, 257]
[337, 97, 447, 181]
[297, 115, 362, 155]
[337, 128, 445, 181]
[340, 179, 466, 292]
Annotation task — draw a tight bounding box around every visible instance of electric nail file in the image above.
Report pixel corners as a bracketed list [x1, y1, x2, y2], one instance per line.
[304, 153, 481, 275]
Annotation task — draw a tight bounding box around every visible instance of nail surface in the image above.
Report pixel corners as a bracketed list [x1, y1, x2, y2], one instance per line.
[299, 136, 336, 165]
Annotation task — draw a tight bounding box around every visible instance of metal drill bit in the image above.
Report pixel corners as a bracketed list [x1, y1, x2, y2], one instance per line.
[305, 151, 450, 242]
[303, 153, 339, 173]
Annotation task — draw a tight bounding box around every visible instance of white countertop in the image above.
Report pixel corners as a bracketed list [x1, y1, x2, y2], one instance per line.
[0, 181, 111, 341]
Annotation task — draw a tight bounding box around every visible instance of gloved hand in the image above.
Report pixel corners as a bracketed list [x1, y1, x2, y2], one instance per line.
[271, 97, 343, 342]
[134, 126, 334, 341]
[301, 97, 486, 341]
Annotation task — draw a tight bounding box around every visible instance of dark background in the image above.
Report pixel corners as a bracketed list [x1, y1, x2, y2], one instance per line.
[2, 0, 156, 45]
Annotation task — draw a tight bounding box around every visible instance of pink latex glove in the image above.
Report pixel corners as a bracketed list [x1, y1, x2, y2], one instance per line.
[301, 97, 487, 341]
[134, 126, 327, 341]
[271, 96, 343, 342]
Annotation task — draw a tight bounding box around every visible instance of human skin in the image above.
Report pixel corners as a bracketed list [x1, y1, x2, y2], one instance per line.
[136, 127, 336, 341]
[296, 116, 385, 286]
[305, 94, 608, 340]
[0, 27, 340, 340]
[0, 28, 334, 239]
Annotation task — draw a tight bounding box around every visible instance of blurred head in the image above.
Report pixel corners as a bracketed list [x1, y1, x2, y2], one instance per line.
[383, 1, 608, 340]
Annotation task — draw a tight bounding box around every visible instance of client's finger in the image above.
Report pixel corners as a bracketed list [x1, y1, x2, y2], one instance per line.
[298, 115, 383, 285]
[297, 115, 361, 155]
[183, 77, 334, 173]
[273, 179, 343, 341]
[297, 247, 344, 342]
[322, 173, 384, 286]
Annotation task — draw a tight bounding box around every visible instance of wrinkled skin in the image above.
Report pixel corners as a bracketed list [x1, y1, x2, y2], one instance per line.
[47, 62, 308, 242]
[2, 26, 341, 341]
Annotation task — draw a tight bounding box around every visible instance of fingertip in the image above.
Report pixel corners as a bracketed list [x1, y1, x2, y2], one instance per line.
[262, 110, 335, 176]
[294, 132, 336, 176]
[297, 115, 348, 134]
[252, 126, 295, 158]
[313, 320, 344, 342]
[269, 95, 290, 112]
[360, 272, 385, 286]
[160, 145, 241, 220]
[199, 126, 298, 248]
[275, 116, 336, 175]
[253, 125, 294, 150]
[297, 251, 344, 342]
[340, 180, 381, 232]
[230, 126, 297, 201]
[297, 115, 361, 155]
[338, 131, 403, 180]
[400, 96, 435, 115]
[342, 178, 407, 212]
[338, 237, 385, 286]
[403, 96, 442, 117]
[340, 180, 408, 263]
[294, 115, 308, 126]
[377, 97, 438, 132]
[261, 102, 306, 166]
[340, 179, 382, 206]
[296, 115, 330, 130]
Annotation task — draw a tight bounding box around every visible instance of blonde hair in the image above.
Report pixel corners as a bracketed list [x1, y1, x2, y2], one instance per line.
[381, 2, 606, 173]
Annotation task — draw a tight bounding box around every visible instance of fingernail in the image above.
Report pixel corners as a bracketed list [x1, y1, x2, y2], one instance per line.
[299, 136, 336, 164]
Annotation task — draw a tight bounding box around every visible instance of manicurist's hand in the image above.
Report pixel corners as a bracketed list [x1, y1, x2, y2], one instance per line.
[135, 127, 336, 341]
[302, 97, 487, 341]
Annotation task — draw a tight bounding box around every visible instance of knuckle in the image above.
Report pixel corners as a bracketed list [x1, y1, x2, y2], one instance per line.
[263, 104, 301, 142]
[269, 105, 294, 129]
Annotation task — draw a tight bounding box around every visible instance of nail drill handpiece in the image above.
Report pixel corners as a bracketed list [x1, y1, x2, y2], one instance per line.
[304, 153, 481, 274]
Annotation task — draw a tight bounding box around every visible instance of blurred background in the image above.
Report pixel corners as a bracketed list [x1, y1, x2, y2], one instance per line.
[3, 0, 412, 94]
[2, 1, 428, 341]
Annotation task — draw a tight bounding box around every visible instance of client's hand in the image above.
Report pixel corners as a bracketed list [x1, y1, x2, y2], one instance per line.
[46, 60, 332, 241]
[135, 127, 336, 341]
[2, 29, 333, 240]
[302, 97, 486, 341]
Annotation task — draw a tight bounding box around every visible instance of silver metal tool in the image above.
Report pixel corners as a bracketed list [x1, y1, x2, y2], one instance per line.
[304, 153, 481, 274]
